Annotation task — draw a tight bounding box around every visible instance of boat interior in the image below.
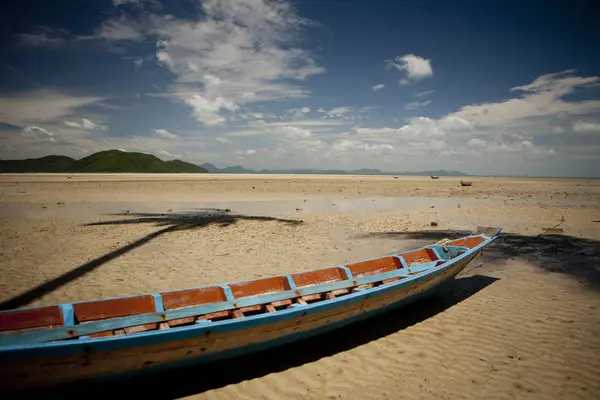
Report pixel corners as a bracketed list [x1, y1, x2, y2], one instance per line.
[0, 234, 488, 345]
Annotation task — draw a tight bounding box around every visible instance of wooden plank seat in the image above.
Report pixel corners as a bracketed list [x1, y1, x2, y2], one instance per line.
[292, 267, 349, 287]
[400, 248, 439, 266]
[0, 306, 64, 335]
[229, 276, 292, 299]
[1, 261, 418, 345]
[72, 295, 157, 338]
[347, 256, 403, 277]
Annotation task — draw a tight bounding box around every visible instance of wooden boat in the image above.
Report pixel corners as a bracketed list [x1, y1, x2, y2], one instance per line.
[430, 176, 439, 179]
[0, 227, 501, 392]
[460, 180, 472, 186]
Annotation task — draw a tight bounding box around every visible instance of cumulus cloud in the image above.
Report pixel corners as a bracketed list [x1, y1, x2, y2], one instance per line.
[349, 70, 600, 163]
[452, 69, 600, 128]
[316, 106, 374, 122]
[387, 54, 433, 83]
[248, 119, 348, 128]
[152, 129, 179, 139]
[184, 95, 238, 125]
[96, 0, 325, 125]
[64, 118, 109, 131]
[372, 84, 385, 91]
[286, 106, 311, 119]
[277, 126, 313, 139]
[319, 107, 352, 118]
[332, 139, 394, 153]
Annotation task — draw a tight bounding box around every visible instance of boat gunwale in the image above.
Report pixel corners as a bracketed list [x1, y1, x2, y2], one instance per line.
[0, 231, 500, 354]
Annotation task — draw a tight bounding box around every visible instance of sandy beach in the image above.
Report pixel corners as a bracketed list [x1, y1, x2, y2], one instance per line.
[1, 174, 599, 399]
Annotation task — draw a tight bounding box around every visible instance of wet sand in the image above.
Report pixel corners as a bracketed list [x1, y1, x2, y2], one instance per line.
[0, 174, 599, 399]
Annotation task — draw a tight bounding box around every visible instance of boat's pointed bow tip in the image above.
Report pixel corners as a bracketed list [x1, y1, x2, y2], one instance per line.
[473, 226, 503, 239]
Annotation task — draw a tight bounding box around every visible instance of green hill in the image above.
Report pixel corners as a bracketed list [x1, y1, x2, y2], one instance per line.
[0, 155, 76, 173]
[0, 150, 207, 173]
[165, 159, 207, 173]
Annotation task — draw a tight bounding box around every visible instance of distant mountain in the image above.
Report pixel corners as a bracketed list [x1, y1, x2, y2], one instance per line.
[0, 155, 76, 173]
[1, 150, 208, 173]
[200, 163, 468, 176]
[221, 165, 256, 174]
[199, 163, 219, 173]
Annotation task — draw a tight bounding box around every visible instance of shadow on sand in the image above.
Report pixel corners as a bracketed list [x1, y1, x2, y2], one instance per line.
[12, 274, 499, 399]
[0, 211, 303, 311]
[359, 229, 600, 291]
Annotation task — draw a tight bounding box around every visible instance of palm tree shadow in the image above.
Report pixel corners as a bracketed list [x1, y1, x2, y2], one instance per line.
[0, 211, 303, 310]
[359, 229, 600, 291]
[17, 274, 499, 399]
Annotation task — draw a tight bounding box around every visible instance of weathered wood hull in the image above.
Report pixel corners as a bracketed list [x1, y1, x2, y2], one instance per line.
[0, 254, 478, 391]
[0, 228, 501, 392]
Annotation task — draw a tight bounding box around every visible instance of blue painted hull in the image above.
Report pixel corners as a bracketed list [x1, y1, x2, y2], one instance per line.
[96, 266, 459, 385]
[0, 232, 498, 392]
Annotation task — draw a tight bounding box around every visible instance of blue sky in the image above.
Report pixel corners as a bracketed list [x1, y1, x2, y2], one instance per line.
[1, 0, 599, 177]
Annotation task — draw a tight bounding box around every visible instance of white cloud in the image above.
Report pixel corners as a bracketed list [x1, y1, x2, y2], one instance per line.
[286, 106, 311, 119]
[277, 126, 313, 139]
[156, 150, 180, 159]
[452, 69, 600, 128]
[216, 137, 230, 143]
[573, 121, 600, 132]
[94, 0, 325, 125]
[64, 118, 109, 131]
[0, 90, 104, 126]
[246, 149, 256, 154]
[387, 54, 433, 83]
[405, 100, 431, 110]
[152, 129, 179, 139]
[372, 84, 385, 91]
[184, 95, 238, 125]
[249, 119, 348, 128]
[22, 126, 57, 142]
[17, 32, 65, 47]
[86, 16, 146, 42]
[332, 139, 394, 153]
[414, 90, 435, 98]
[132, 57, 143, 70]
[321, 107, 352, 117]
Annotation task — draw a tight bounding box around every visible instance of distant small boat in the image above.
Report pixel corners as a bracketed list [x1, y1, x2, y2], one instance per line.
[430, 176, 439, 179]
[460, 181, 472, 186]
[0, 227, 501, 391]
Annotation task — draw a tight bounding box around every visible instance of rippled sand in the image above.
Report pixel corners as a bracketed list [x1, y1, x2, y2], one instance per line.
[1, 174, 599, 399]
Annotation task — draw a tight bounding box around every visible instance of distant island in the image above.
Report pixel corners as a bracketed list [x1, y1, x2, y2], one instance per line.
[0, 150, 208, 173]
[0, 150, 468, 176]
[199, 163, 468, 176]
